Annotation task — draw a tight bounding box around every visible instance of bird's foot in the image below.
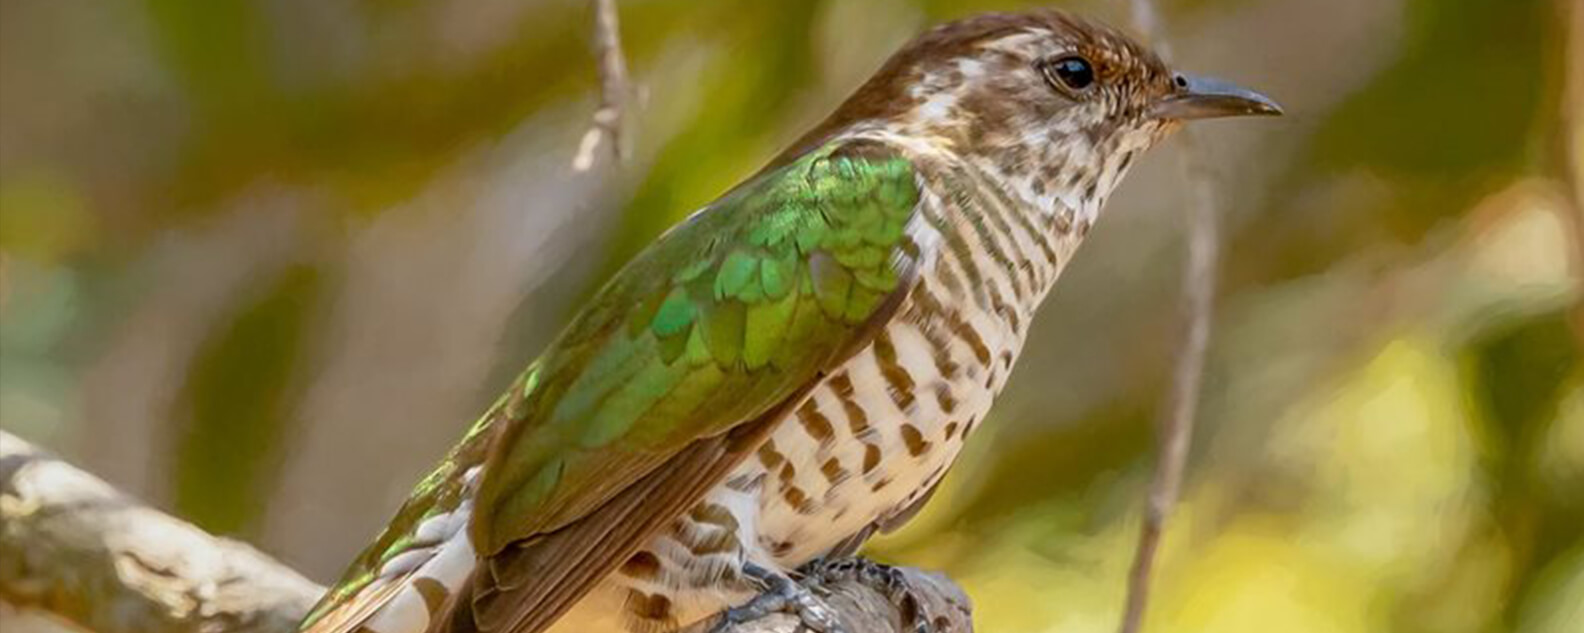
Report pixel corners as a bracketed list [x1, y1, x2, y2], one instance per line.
[709, 562, 847, 633]
[803, 557, 940, 633]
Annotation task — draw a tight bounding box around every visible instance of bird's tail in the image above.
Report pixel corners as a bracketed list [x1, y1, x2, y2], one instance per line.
[299, 368, 539, 633]
[299, 466, 483, 633]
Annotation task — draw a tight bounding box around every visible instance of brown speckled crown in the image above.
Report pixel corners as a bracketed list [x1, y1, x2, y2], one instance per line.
[778, 10, 1174, 162]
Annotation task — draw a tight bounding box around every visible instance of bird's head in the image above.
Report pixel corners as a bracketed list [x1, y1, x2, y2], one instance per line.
[796, 10, 1280, 221]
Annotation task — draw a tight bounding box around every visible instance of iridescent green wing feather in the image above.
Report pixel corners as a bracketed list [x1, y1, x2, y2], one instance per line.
[299, 138, 922, 633]
[446, 138, 923, 633]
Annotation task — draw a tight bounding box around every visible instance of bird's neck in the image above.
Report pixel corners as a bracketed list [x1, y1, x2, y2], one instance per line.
[813, 124, 1103, 319]
[837, 122, 1132, 238]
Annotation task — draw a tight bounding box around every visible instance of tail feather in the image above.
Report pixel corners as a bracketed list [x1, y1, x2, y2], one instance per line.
[300, 367, 532, 633]
[300, 465, 484, 633]
[303, 510, 481, 633]
[300, 578, 407, 633]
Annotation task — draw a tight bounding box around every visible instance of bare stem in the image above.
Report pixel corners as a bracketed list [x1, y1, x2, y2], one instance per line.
[1116, 3, 1222, 632]
[572, 0, 633, 172]
[1127, 0, 1166, 56]
[1558, 0, 1584, 284]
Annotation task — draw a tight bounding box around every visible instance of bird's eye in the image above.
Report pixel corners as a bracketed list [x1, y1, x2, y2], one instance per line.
[1042, 56, 1096, 94]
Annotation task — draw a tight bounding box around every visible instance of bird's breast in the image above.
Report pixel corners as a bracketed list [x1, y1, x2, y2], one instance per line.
[601, 151, 1091, 633]
[747, 154, 1090, 564]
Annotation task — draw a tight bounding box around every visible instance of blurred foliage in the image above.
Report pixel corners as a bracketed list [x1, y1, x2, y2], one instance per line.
[174, 262, 324, 536]
[1312, 0, 1547, 179]
[1242, 0, 1554, 285]
[1, 0, 1580, 632]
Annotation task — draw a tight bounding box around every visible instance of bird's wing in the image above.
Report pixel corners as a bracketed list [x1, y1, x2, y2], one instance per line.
[297, 138, 925, 633]
[436, 138, 926, 633]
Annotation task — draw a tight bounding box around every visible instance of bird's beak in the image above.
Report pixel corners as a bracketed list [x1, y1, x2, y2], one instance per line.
[1148, 73, 1283, 120]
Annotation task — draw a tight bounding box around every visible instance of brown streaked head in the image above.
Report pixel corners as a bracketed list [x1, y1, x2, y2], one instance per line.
[790, 10, 1280, 171]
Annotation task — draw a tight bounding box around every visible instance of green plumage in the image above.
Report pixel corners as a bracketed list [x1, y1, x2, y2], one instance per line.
[472, 140, 919, 553]
[301, 138, 923, 630]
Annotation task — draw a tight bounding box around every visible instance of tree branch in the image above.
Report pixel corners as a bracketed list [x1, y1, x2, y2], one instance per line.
[1556, 0, 1583, 282]
[0, 430, 970, 633]
[684, 566, 973, 633]
[0, 431, 320, 633]
[571, 0, 633, 172]
[1117, 2, 1221, 632]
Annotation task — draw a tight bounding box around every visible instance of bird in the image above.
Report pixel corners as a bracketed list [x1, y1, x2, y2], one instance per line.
[297, 9, 1280, 633]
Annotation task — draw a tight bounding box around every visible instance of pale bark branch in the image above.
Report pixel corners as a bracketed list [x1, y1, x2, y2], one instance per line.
[0, 431, 320, 633]
[684, 567, 973, 633]
[1117, 2, 1221, 632]
[571, 0, 633, 172]
[0, 430, 969, 633]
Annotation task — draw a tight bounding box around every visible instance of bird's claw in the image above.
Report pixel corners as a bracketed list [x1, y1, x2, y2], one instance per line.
[804, 558, 939, 633]
[710, 562, 847, 633]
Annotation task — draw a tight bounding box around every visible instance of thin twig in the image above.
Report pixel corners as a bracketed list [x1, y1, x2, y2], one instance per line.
[1127, 0, 1165, 50]
[1555, 0, 1584, 347]
[572, 0, 632, 172]
[1557, 0, 1584, 284]
[1116, 2, 1222, 632]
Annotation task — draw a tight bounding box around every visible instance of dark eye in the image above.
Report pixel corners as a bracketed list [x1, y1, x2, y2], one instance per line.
[1042, 56, 1096, 94]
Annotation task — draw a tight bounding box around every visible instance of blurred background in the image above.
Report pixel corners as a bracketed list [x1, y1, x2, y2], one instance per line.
[2, 0, 1580, 631]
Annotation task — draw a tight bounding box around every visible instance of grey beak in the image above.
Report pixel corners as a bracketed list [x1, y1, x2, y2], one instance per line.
[1148, 73, 1283, 120]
